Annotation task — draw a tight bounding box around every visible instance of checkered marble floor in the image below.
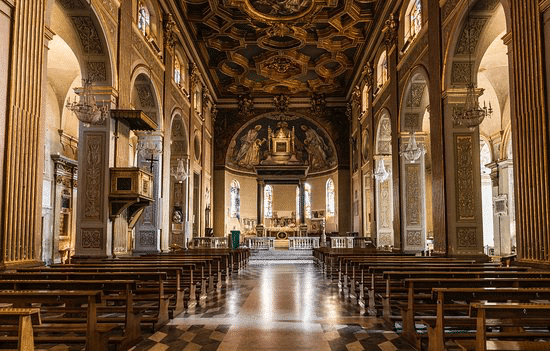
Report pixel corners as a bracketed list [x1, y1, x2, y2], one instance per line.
[130, 261, 418, 351]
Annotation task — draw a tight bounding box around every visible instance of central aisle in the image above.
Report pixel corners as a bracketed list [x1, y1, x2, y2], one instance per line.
[132, 261, 416, 351]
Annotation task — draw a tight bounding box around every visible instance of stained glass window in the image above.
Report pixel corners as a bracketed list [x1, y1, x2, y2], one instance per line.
[137, 3, 150, 36]
[230, 180, 240, 219]
[174, 57, 182, 85]
[264, 185, 273, 219]
[326, 178, 335, 217]
[407, 0, 422, 41]
[305, 183, 312, 219]
[377, 51, 388, 88]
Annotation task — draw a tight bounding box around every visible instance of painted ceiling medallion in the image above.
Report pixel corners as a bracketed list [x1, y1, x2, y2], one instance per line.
[252, 0, 313, 17]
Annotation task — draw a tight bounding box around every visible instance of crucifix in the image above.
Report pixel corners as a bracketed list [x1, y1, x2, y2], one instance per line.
[145, 154, 158, 172]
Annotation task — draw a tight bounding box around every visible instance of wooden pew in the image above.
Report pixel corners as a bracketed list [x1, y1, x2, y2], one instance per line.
[426, 288, 550, 351]
[399, 277, 550, 345]
[456, 302, 550, 351]
[0, 308, 40, 351]
[0, 290, 121, 351]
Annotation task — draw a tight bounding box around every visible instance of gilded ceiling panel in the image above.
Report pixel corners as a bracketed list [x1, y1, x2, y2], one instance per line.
[175, 0, 378, 98]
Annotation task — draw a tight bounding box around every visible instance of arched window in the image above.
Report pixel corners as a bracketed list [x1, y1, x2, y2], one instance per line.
[296, 186, 300, 221]
[137, 3, 150, 36]
[174, 57, 182, 85]
[305, 183, 312, 219]
[230, 180, 240, 219]
[264, 185, 273, 219]
[326, 178, 335, 217]
[405, 0, 422, 43]
[377, 51, 388, 89]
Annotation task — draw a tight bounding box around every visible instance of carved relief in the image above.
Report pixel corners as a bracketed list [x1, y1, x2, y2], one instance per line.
[455, 134, 475, 220]
[136, 85, 156, 107]
[406, 83, 426, 107]
[87, 61, 107, 82]
[138, 231, 156, 247]
[405, 164, 422, 226]
[378, 141, 391, 155]
[406, 231, 422, 246]
[457, 227, 477, 248]
[84, 134, 103, 220]
[379, 179, 391, 228]
[451, 62, 473, 84]
[378, 233, 392, 246]
[81, 228, 102, 248]
[71, 16, 104, 54]
[455, 18, 488, 55]
[131, 30, 163, 79]
[58, 0, 85, 10]
[404, 113, 421, 132]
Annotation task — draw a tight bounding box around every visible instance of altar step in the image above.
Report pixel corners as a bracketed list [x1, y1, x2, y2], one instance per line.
[249, 248, 313, 261]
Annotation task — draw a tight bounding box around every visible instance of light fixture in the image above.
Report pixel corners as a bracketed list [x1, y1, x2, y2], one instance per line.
[171, 158, 190, 183]
[452, 0, 492, 129]
[137, 136, 162, 172]
[65, 78, 109, 126]
[400, 132, 425, 163]
[374, 159, 390, 182]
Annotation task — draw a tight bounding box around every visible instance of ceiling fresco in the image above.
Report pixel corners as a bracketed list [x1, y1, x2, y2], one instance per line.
[175, 0, 378, 98]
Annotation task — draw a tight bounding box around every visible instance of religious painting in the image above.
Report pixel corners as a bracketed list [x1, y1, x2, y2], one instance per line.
[226, 114, 337, 174]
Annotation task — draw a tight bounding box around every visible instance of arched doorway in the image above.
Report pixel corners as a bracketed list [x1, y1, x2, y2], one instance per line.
[374, 111, 394, 249]
[399, 68, 433, 253]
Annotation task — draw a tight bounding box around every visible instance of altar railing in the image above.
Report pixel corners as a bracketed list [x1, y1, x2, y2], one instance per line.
[289, 237, 319, 249]
[330, 237, 354, 248]
[191, 237, 228, 248]
[246, 237, 275, 250]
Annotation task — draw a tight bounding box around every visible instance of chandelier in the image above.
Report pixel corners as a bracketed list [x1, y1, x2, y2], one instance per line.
[373, 159, 390, 182]
[65, 78, 109, 126]
[400, 132, 425, 163]
[452, 0, 492, 129]
[171, 158, 190, 183]
[137, 136, 162, 172]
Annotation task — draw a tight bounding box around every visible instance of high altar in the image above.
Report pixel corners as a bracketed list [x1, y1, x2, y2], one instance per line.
[254, 120, 309, 238]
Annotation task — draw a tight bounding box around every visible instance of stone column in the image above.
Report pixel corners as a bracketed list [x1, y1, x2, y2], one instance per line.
[1, 0, 46, 266]
[134, 132, 163, 254]
[442, 90, 484, 256]
[489, 159, 514, 256]
[256, 179, 264, 237]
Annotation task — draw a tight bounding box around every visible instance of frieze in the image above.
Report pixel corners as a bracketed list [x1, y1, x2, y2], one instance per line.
[455, 134, 475, 220]
[71, 16, 104, 54]
[405, 163, 422, 226]
[457, 227, 477, 248]
[81, 228, 102, 248]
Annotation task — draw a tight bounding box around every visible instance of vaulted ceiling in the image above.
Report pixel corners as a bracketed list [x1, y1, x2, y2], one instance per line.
[174, 0, 380, 99]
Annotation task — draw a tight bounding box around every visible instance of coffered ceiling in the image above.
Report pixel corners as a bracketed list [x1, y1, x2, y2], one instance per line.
[173, 0, 379, 99]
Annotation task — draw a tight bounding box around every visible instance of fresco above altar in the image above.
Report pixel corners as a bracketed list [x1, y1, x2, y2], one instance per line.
[226, 114, 337, 174]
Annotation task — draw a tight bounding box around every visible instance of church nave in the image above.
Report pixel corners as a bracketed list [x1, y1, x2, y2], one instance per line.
[132, 262, 415, 351]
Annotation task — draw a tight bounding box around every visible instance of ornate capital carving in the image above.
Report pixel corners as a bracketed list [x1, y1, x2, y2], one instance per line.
[190, 62, 201, 89]
[163, 14, 177, 52]
[383, 14, 398, 50]
[361, 62, 374, 89]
